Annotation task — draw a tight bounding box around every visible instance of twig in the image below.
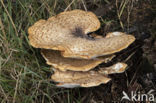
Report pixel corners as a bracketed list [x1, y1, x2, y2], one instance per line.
[64, 0, 75, 12]
[0, 85, 9, 102]
[12, 69, 22, 103]
[81, 0, 87, 11]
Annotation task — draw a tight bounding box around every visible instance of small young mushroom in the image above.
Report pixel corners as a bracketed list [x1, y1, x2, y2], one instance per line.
[51, 62, 127, 88]
[41, 49, 115, 71]
[98, 62, 127, 74]
[28, 9, 135, 59]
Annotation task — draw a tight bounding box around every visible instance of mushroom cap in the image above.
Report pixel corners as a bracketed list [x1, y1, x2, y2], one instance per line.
[51, 62, 128, 88]
[28, 9, 100, 51]
[98, 62, 127, 74]
[51, 69, 111, 88]
[41, 49, 115, 71]
[28, 9, 135, 59]
[61, 32, 135, 59]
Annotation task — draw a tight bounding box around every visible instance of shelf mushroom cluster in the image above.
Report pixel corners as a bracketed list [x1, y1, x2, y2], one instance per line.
[28, 9, 135, 88]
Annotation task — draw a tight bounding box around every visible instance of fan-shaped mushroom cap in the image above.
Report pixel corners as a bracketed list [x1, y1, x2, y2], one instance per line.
[28, 9, 135, 59]
[51, 69, 111, 88]
[41, 49, 115, 71]
[51, 62, 127, 88]
[28, 9, 100, 50]
[62, 32, 135, 59]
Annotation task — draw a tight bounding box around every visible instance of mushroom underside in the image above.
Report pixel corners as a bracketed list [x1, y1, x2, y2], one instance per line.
[41, 49, 115, 71]
[51, 62, 127, 88]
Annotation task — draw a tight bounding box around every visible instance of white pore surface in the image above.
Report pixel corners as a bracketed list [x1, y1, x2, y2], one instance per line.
[57, 83, 80, 88]
[114, 63, 123, 71]
[112, 32, 123, 36]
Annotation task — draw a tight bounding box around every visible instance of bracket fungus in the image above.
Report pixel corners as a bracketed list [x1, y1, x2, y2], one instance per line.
[41, 49, 115, 71]
[28, 9, 135, 88]
[28, 9, 135, 59]
[51, 62, 127, 88]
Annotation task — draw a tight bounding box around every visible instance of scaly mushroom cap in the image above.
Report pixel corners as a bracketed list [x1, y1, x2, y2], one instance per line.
[41, 49, 115, 71]
[28, 9, 135, 59]
[51, 62, 127, 88]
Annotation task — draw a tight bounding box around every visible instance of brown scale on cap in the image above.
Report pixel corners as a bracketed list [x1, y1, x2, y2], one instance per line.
[28, 9, 135, 59]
